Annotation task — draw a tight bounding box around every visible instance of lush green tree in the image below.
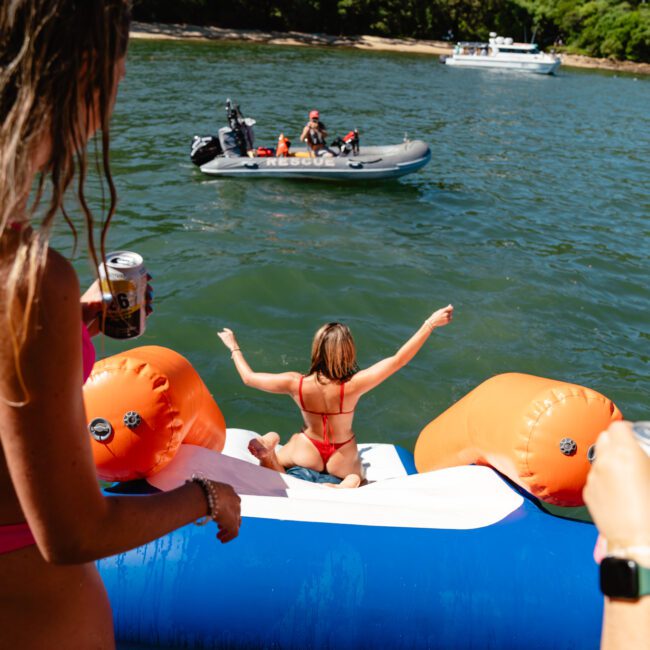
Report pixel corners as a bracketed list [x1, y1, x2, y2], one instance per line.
[626, 6, 650, 59]
[511, 0, 650, 59]
[130, 0, 650, 62]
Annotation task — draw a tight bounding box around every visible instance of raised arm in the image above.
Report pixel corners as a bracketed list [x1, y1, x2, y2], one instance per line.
[349, 305, 453, 396]
[218, 328, 298, 394]
[300, 124, 310, 143]
[0, 253, 241, 565]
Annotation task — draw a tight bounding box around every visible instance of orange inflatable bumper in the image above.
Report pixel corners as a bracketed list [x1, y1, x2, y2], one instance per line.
[414, 373, 622, 506]
[83, 346, 225, 482]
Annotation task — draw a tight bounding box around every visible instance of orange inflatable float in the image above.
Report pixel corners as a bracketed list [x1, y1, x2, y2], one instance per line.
[83, 346, 225, 482]
[414, 373, 622, 506]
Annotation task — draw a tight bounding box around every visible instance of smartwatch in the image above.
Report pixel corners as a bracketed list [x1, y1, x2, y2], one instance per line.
[600, 556, 650, 599]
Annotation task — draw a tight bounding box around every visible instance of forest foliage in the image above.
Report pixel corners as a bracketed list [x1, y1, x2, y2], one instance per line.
[132, 0, 650, 62]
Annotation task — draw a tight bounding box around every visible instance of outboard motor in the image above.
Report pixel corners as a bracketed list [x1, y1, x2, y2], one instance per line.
[189, 99, 257, 165]
[220, 98, 256, 157]
[190, 135, 223, 167]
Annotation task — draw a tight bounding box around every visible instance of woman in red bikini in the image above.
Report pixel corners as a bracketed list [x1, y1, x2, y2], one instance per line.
[0, 3, 240, 647]
[218, 304, 454, 488]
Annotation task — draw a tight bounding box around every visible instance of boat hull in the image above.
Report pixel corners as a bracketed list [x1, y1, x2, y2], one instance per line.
[198, 140, 431, 180]
[444, 56, 560, 75]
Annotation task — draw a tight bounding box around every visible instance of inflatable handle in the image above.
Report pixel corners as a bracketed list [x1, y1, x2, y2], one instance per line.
[83, 346, 225, 482]
[414, 373, 622, 506]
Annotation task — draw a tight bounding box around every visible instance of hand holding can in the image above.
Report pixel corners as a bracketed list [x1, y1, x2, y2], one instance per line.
[99, 251, 148, 339]
[585, 421, 650, 563]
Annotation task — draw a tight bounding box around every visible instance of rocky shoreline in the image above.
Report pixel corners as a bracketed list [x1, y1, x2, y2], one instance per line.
[130, 21, 650, 76]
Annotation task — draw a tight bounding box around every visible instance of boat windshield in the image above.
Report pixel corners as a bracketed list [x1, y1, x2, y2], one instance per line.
[498, 45, 540, 54]
[454, 42, 489, 55]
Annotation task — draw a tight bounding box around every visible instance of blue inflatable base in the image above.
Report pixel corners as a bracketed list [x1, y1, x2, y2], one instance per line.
[100, 492, 602, 649]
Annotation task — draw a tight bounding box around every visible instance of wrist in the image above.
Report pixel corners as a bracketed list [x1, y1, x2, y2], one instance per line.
[607, 536, 650, 552]
[424, 318, 435, 332]
[231, 347, 241, 359]
[188, 476, 220, 526]
[607, 545, 650, 565]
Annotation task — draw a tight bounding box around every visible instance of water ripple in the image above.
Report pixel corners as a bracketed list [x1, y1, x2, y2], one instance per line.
[58, 39, 650, 440]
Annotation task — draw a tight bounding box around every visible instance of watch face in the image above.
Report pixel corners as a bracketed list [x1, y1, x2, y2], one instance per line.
[600, 557, 639, 599]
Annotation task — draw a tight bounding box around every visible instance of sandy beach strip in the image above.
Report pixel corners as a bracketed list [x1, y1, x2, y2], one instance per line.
[130, 21, 650, 76]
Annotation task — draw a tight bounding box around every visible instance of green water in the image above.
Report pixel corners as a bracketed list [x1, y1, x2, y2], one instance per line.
[60, 39, 649, 451]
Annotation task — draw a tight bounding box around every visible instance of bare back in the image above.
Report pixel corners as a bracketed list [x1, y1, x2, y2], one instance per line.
[279, 373, 361, 477]
[0, 244, 116, 648]
[292, 373, 359, 442]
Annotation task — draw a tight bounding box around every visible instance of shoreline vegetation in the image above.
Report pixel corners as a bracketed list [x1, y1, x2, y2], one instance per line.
[130, 21, 650, 76]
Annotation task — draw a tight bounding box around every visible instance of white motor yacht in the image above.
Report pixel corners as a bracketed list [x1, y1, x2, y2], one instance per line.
[442, 33, 561, 74]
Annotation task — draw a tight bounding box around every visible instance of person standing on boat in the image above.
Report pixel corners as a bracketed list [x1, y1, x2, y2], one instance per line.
[217, 305, 454, 488]
[0, 3, 241, 648]
[300, 109, 330, 156]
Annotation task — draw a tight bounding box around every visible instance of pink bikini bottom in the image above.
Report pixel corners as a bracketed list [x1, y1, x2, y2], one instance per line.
[0, 522, 36, 555]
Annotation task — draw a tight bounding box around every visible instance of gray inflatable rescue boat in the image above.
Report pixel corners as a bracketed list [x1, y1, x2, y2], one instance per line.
[197, 140, 431, 180]
[190, 99, 430, 181]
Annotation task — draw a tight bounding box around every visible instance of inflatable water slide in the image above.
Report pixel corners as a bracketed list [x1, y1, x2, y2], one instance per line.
[83, 346, 619, 649]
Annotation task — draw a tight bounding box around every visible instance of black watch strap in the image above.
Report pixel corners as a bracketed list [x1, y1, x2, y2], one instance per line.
[640, 564, 650, 596]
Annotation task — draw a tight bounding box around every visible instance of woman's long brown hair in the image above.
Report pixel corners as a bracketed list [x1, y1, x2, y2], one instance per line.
[0, 0, 130, 404]
[308, 322, 359, 382]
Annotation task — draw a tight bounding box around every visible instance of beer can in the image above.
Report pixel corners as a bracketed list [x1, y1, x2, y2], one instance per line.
[588, 421, 650, 463]
[632, 421, 650, 457]
[98, 251, 147, 339]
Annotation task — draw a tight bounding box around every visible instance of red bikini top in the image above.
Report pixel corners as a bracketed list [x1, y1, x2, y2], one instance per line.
[298, 375, 354, 445]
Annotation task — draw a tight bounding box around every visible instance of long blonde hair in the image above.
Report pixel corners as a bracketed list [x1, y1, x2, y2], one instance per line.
[308, 322, 359, 382]
[0, 0, 130, 404]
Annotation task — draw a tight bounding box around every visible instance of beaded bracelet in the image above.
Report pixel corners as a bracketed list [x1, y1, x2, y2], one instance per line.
[188, 475, 220, 526]
[425, 318, 435, 332]
[231, 348, 241, 359]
